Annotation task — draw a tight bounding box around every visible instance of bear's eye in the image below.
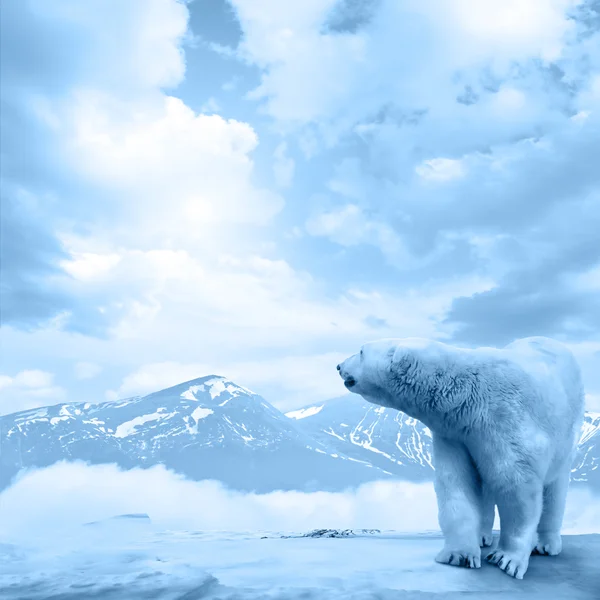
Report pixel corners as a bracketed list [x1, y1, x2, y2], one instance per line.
[360, 349, 363, 357]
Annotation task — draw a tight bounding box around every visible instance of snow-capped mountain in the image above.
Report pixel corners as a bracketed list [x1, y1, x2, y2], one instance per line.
[0, 376, 393, 493]
[287, 396, 434, 482]
[3, 378, 597, 494]
[571, 411, 600, 489]
[288, 396, 600, 489]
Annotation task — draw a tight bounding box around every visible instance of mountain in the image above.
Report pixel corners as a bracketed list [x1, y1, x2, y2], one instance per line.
[287, 395, 434, 482]
[0, 376, 393, 493]
[571, 411, 600, 489]
[287, 396, 600, 490]
[3, 377, 597, 494]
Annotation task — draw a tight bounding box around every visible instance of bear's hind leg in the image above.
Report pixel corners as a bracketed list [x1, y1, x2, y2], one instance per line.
[432, 435, 482, 569]
[533, 468, 570, 556]
[486, 479, 543, 579]
[480, 485, 495, 548]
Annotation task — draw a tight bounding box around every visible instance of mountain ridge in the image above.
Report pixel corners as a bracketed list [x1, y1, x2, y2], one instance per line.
[1, 376, 598, 492]
[288, 394, 600, 489]
[0, 375, 393, 493]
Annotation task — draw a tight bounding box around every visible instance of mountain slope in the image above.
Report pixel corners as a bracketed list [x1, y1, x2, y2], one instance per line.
[288, 396, 600, 489]
[571, 411, 600, 489]
[0, 376, 393, 493]
[287, 395, 434, 482]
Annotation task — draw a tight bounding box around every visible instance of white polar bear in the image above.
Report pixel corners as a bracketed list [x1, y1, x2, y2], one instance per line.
[337, 336, 585, 580]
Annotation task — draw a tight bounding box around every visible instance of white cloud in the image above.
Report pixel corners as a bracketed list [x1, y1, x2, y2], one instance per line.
[428, 0, 580, 63]
[94, 262, 494, 409]
[563, 341, 600, 412]
[6, 0, 599, 418]
[106, 361, 211, 400]
[415, 157, 466, 182]
[306, 204, 413, 265]
[0, 463, 439, 539]
[0, 462, 597, 542]
[0, 370, 66, 416]
[273, 141, 295, 188]
[230, 0, 579, 146]
[107, 352, 350, 410]
[74, 362, 103, 380]
[586, 394, 600, 412]
[26, 0, 188, 93]
[61, 252, 122, 282]
[58, 92, 283, 235]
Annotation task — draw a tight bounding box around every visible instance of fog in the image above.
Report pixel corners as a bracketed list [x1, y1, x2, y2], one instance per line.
[1, 461, 598, 542]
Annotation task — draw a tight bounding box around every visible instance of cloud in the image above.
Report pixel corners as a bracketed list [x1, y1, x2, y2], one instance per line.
[74, 362, 103, 380]
[58, 245, 489, 348]
[415, 157, 467, 182]
[231, 0, 580, 140]
[106, 352, 350, 410]
[0, 462, 597, 542]
[273, 141, 295, 188]
[306, 204, 408, 261]
[586, 394, 600, 412]
[0, 370, 66, 416]
[63, 92, 282, 230]
[0, 185, 73, 328]
[565, 341, 600, 412]
[65, 245, 491, 409]
[106, 361, 211, 400]
[3, 0, 600, 412]
[1, 0, 282, 335]
[231, 1, 599, 349]
[0, 0, 186, 328]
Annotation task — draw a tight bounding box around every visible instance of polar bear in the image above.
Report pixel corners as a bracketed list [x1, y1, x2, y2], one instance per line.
[337, 336, 584, 579]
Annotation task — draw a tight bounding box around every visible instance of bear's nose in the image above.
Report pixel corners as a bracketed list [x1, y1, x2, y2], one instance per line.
[336, 364, 341, 371]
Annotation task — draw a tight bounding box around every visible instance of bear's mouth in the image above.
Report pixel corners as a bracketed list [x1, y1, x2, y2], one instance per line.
[344, 377, 356, 388]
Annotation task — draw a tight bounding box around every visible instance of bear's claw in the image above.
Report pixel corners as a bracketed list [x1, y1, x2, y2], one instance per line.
[436, 547, 481, 569]
[532, 532, 562, 556]
[486, 549, 529, 579]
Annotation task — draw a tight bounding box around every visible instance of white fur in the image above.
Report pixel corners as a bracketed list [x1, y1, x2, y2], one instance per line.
[338, 336, 585, 580]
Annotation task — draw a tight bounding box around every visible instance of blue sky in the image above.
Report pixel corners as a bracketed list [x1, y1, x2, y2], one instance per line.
[1, 0, 600, 414]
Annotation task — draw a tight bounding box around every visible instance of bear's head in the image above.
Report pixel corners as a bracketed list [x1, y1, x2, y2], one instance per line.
[336, 337, 448, 414]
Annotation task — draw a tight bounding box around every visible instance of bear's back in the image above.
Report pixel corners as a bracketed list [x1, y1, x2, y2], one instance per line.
[501, 337, 584, 465]
[502, 336, 583, 409]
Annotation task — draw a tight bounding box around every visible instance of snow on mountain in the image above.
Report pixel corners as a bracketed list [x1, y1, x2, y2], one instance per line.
[2, 377, 597, 493]
[0, 376, 393, 493]
[288, 397, 600, 489]
[287, 395, 434, 482]
[571, 411, 600, 489]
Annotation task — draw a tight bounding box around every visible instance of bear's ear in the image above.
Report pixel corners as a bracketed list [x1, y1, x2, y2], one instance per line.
[389, 344, 413, 375]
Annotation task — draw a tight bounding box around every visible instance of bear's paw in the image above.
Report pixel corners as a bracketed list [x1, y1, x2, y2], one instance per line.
[486, 548, 530, 579]
[435, 546, 481, 569]
[532, 532, 562, 556]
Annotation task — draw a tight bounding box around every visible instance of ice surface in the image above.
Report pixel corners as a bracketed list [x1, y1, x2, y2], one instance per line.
[1, 523, 598, 599]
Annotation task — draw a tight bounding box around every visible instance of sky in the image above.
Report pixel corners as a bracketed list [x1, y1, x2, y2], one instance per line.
[1, 0, 600, 415]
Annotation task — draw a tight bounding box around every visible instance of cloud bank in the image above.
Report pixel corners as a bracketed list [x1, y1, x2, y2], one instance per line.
[1, 462, 598, 542]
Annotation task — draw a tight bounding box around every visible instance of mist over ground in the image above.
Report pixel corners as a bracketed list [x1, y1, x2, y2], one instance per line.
[1, 461, 598, 542]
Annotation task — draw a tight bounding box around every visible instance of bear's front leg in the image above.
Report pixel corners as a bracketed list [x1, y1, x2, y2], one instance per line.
[486, 479, 543, 579]
[432, 435, 483, 569]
